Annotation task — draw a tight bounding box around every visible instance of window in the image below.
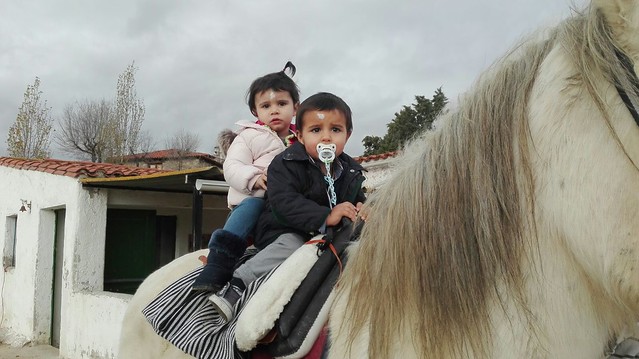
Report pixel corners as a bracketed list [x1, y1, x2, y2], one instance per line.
[4, 215, 17, 268]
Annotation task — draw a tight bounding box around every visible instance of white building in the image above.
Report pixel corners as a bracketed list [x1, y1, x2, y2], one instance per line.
[0, 152, 396, 358]
[355, 151, 398, 193]
[0, 157, 230, 358]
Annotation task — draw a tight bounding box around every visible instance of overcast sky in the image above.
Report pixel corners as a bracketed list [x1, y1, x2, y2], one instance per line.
[0, 0, 588, 159]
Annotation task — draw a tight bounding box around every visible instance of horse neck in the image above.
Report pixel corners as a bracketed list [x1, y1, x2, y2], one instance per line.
[488, 230, 618, 359]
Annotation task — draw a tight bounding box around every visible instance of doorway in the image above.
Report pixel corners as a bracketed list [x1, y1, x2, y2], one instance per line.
[51, 209, 65, 348]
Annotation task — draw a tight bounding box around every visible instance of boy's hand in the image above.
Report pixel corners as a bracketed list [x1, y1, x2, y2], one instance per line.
[253, 173, 267, 190]
[356, 202, 368, 221]
[326, 202, 360, 226]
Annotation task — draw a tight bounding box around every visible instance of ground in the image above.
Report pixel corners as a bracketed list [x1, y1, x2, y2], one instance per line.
[0, 344, 59, 358]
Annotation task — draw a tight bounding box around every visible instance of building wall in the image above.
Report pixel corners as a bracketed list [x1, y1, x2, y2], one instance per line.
[124, 158, 213, 171]
[161, 158, 211, 171]
[60, 186, 114, 359]
[0, 166, 230, 359]
[361, 157, 395, 192]
[0, 166, 78, 348]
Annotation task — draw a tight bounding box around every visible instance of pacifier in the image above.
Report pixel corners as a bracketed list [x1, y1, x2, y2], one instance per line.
[316, 143, 336, 163]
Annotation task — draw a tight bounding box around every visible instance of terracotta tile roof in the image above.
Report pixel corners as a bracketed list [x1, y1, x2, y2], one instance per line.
[354, 151, 399, 164]
[0, 157, 170, 179]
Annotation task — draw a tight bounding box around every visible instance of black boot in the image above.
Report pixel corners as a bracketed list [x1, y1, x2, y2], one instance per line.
[192, 229, 247, 292]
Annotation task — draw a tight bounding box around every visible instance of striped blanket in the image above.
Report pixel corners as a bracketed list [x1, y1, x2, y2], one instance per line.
[142, 266, 278, 359]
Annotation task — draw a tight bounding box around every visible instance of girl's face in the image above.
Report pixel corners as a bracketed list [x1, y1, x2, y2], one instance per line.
[253, 90, 297, 138]
[296, 109, 350, 161]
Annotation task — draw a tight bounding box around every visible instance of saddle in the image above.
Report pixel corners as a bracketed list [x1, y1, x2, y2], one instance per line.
[235, 220, 361, 358]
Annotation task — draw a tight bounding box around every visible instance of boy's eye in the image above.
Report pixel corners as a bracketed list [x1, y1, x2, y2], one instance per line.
[332, 127, 342, 132]
[261, 104, 270, 109]
[310, 128, 320, 133]
[278, 101, 288, 106]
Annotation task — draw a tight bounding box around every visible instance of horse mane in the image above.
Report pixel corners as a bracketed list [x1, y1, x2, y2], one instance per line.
[335, 4, 639, 358]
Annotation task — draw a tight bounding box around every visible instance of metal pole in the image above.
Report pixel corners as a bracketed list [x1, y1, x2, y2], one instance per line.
[191, 187, 203, 251]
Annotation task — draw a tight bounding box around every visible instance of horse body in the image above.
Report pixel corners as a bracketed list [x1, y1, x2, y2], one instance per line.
[118, 250, 205, 359]
[329, 1, 639, 358]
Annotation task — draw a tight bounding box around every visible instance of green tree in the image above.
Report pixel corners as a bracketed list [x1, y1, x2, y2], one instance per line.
[363, 88, 448, 156]
[7, 77, 53, 159]
[361, 135, 384, 156]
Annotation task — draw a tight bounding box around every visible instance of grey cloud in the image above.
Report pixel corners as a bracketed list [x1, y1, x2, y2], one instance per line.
[0, 0, 585, 158]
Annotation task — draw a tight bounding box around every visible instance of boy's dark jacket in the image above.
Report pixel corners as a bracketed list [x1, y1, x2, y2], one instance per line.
[253, 141, 366, 249]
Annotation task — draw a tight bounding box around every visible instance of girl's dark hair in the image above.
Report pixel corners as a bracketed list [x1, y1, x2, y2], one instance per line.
[296, 92, 353, 133]
[246, 61, 300, 115]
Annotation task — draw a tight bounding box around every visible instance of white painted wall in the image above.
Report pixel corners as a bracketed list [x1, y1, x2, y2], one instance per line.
[0, 166, 72, 347]
[361, 157, 395, 192]
[0, 165, 230, 359]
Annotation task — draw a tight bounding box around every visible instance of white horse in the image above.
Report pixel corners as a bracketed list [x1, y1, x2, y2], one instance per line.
[118, 250, 206, 359]
[120, 0, 639, 358]
[329, 0, 639, 358]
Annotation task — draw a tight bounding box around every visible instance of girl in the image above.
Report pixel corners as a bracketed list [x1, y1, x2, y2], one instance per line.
[192, 62, 300, 292]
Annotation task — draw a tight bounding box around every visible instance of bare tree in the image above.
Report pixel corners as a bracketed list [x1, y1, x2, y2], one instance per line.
[165, 129, 201, 169]
[56, 99, 113, 162]
[109, 61, 146, 163]
[7, 77, 53, 159]
[166, 129, 201, 153]
[125, 130, 157, 166]
[137, 129, 156, 154]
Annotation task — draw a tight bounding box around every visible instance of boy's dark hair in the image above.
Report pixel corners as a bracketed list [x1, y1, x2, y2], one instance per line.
[246, 61, 300, 115]
[296, 92, 353, 133]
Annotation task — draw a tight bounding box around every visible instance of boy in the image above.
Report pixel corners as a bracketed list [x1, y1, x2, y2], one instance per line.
[209, 92, 366, 322]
